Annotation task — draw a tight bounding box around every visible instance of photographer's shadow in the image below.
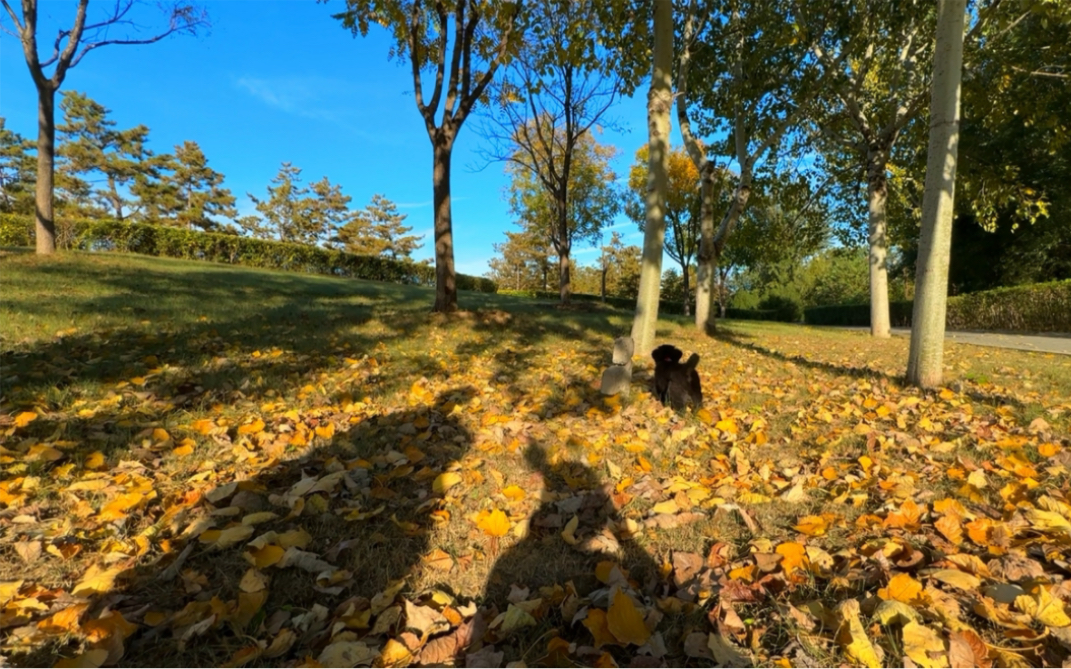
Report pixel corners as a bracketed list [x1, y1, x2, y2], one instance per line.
[481, 445, 664, 664]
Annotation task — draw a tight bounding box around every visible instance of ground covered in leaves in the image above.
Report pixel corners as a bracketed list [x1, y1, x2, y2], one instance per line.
[2, 250, 1071, 668]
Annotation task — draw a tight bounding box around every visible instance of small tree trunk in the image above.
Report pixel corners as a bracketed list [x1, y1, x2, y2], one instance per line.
[682, 262, 691, 316]
[631, 0, 673, 356]
[108, 176, 124, 221]
[908, 0, 966, 389]
[600, 264, 607, 302]
[34, 83, 57, 254]
[694, 165, 716, 331]
[866, 146, 892, 338]
[432, 136, 458, 313]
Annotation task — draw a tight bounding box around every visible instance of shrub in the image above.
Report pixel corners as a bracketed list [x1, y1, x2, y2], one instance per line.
[0, 215, 497, 293]
[803, 280, 1071, 333]
[724, 308, 783, 322]
[757, 295, 803, 323]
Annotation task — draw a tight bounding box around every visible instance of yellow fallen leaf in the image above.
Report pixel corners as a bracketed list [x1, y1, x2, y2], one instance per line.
[192, 419, 215, 435]
[152, 428, 171, 443]
[583, 608, 616, 648]
[935, 515, 963, 545]
[561, 515, 580, 545]
[211, 525, 255, 549]
[902, 621, 948, 668]
[776, 542, 808, 576]
[879, 573, 924, 604]
[239, 569, 269, 593]
[793, 515, 829, 536]
[433, 472, 462, 494]
[172, 444, 194, 456]
[315, 423, 335, 439]
[502, 485, 526, 502]
[72, 565, 125, 598]
[695, 408, 714, 425]
[241, 512, 278, 526]
[607, 590, 650, 646]
[476, 509, 510, 537]
[84, 452, 105, 470]
[318, 641, 377, 667]
[1016, 587, 1071, 628]
[27, 444, 63, 462]
[837, 600, 881, 668]
[15, 411, 38, 428]
[379, 638, 411, 667]
[927, 569, 980, 592]
[237, 419, 265, 435]
[99, 492, 145, 522]
[246, 544, 285, 569]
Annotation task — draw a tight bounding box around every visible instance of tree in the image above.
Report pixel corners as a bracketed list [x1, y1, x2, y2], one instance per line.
[907, 0, 966, 389]
[678, 0, 830, 334]
[1, 0, 207, 253]
[627, 145, 722, 316]
[505, 129, 619, 297]
[332, 0, 524, 312]
[57, 91, 156, 221]
[133, 140, 237, 230]
[246, 162, 352, 246]
[334, 194, 424, 259]
[599, 231, 643, 300]
[630, 0, 673, 356]
[487, 228, 555, 291]
[479, 0, 623, 305]
[0, 117, 35, 214]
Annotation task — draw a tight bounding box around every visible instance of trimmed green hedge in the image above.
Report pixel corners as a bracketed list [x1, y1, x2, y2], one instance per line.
[0, 215, 497, 293]
[804, 280, 1071, 333]
[496, 289, 690, 315]
[724, 307, 787, 322]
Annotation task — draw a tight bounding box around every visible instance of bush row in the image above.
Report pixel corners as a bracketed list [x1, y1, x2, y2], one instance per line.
[804, 280, 1071, 332]
[496, 289, 690, 315]
[0, 215, 497, 293]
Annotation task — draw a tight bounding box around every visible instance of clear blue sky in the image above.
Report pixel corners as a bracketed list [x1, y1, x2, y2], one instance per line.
[0, 1, 685, 276]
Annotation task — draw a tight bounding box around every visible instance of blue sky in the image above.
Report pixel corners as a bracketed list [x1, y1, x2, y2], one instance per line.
[0, 1, 679, 276]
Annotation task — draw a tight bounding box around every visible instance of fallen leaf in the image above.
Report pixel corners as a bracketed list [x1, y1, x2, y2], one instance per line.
[607, 590, 650, 646]
[902, 621, 948, 668]
[476, 508, 510, 537]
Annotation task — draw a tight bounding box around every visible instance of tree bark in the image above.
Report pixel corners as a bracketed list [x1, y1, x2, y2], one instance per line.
[432, 135, 458, 312]
[907, 0, 966, 389]
[866, 146, 892, 337]
[557, 199, 571, 304]
[681, 262, 691, 316]
[630, 0, 673, 356]
[693, 164, 716, 330]
[34, 83, 57, 254]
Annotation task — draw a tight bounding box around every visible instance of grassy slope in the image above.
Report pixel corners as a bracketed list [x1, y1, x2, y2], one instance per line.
[2, 250, 1070, 667]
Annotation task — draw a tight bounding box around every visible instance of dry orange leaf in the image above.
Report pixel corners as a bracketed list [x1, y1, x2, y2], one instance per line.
[502, 485, 526, 502]
[793, 515, 829, 536]
[84, 452, 105, 470]
[879, 573, 924, 604]
[475, 509, 510, 537]
[583, 608, 617, 648]
[246, 544, 285, 569]
[775, 542, 808, 576]
[935, 515, 963, 545]
[14, 411, 38, 428]
[237, 419, 265, 435]
[72, 565, 125, 598]
[192, 419, 215, 435]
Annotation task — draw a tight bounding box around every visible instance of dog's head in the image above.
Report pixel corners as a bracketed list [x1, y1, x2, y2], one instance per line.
[651, 344, 684, 365]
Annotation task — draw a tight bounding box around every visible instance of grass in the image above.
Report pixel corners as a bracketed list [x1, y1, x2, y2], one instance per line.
[2, 249, 1070, 667]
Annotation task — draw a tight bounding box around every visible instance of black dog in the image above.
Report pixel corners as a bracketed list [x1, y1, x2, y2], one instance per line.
[651, 344, 703, 409]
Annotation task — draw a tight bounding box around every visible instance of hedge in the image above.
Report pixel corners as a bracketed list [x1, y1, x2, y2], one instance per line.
[0, 215, 497, 293]
[804, 280, 1071, 333]
[496, 289, 691, 315]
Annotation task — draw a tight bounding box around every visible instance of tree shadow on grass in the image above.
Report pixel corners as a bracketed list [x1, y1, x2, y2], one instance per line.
[9, 387, 481, 667]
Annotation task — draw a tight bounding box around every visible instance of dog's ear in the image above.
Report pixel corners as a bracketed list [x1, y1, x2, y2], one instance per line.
[668, 347, 683, 363]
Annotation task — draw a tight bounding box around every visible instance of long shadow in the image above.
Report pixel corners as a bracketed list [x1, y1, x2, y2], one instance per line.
[15, 387, 480, 667]
[480, 444, 663, 666]
[713, 327, 1026, 408]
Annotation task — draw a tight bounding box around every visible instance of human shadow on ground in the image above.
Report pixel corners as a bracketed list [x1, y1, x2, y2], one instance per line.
[478, 444, 665, 667]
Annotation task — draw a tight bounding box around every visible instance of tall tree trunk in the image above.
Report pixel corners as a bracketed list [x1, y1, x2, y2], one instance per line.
[108, 176, 124, 221]
[600, 264, 607, 302]
[34, 83, 57, 254]
[908, 0, 966, 389]
[866, 146, 892, 338]
[631, 0, 673, 356]
[693, 165, 716, 330]
[682, 262, 691, 316]
[557, 203, 571, 304]
[432, 135, 458, 313]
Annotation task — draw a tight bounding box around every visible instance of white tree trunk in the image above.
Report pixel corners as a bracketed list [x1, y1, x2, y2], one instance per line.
[630, 0, 673, 356]
[907, 0, 966, 388]
[866, 147, 892, 338]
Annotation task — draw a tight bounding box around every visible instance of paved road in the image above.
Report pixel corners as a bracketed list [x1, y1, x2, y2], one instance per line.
[839, 327, 1071, 355]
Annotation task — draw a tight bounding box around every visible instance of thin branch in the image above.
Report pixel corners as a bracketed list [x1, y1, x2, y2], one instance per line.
[441, 0, 465, 119]
[1009, 66, 1069, 80]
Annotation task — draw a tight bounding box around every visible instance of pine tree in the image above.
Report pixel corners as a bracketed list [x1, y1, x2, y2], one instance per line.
[334, 194, 423, 259]
[134, 141, 237, 230]
[57, 91, 155, 221]
[246, 163, 352, 246]
[0, 118, 36, 214]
